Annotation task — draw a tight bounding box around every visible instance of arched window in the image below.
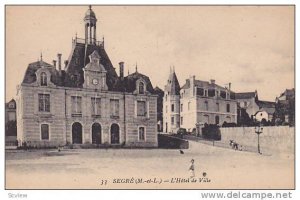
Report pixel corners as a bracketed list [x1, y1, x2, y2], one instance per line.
[138, 82, 145, 94]
[41, 72, 47, 86]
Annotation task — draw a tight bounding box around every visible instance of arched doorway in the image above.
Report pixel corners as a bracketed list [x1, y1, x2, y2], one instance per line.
[72, 122, 82, 144]
[110, 123, 120, 144]
[92, 123, 102, 144]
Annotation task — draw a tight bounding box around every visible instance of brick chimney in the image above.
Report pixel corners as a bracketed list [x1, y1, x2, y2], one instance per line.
[57, 53, 62, 72]
[53, 60, 57, 67]
[119, 62, 124, 79]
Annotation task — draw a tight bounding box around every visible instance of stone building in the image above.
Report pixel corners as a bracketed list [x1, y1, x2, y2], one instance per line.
[163, 68, 181, 133]
[16, 6, 158, 148]
[235, 91, 259, 120]
[163, 70, 237, 133]
[153, 86, 164, 132]
[254, 100, 275, 122]
[274, 88, 295, 126]
[180, 76, 237, 131]
[5, 99, 17, 145]
[6, 99, 16, 123]
[236, 91, 275, 125]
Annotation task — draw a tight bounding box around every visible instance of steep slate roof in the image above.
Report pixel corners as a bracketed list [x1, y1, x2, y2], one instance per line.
[235, 92, 257, 99]
[256, 100, 275, 108]
[117, 71, 155, 93]
[279, 88, 295, 99]
[165, 72, 180, 95]
[64, 43, 119, 89]
[21, 6, 157, 95]
[153, 86, 164, 95]
[181, 79, 226, 90]
[22, 60, 63, 86]
[6, 99, 16, 109]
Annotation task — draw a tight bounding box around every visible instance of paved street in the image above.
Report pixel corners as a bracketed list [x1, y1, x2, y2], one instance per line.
[5, 141, 294, 189]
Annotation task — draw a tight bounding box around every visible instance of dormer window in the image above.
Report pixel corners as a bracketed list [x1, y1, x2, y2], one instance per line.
[41, 72, 47, 86]
[138, 82, 145, 94]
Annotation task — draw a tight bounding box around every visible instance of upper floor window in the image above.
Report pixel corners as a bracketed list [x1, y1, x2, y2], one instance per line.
[8, 103, 15, 109]
[216, 102, 220, 112]
[181, 117, 183, 125]
[180, 104, 183, 112]
[91, 97, 101, 116]
[171, 104, 175, 112]
[41, 72, 47, 86]
[137, 100, 147, 117]
[171, 117, 174, 125]
[71, 96, 82, 114]
[205, 101, 209, 111]
[38, 94, 50, 112]
[197, 88, 204, 96]
[138, 82, 145, 94]
[226, 104, 230, 112]
[110, 99, 120, 117]
[208, 89, 215, 97]
[220, 91, 226, 99]
[41, 124, 49, 140]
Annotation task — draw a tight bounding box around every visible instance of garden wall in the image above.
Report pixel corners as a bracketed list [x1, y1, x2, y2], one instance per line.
[220, 126, 294, 154]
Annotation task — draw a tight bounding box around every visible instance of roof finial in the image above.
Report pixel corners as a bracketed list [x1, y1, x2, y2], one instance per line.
[75, 32, 77, 39]
[173, 65, 175, 73]
[135, 62, 138, 72]
[40, 52, 43, 61]
[89, 5, 92, 10]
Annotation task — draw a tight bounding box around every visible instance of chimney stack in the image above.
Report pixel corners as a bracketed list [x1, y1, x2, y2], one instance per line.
[119, 62, 124, 79]
[190, 75, 195, 96]
[228, 82, 231, 91]
[64, 60, 69, 68]
[210, 79, 215, 85]
[57, 53, 62, 72]
[53, 60, 57, 67]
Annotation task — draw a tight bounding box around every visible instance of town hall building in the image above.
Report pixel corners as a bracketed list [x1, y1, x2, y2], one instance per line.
[16, 6, 158, 148]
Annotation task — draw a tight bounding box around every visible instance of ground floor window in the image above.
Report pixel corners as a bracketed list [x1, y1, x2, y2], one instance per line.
[215, 115, 220, 125]
[41, 124, 49, 140]
[138, 127, 145, 141]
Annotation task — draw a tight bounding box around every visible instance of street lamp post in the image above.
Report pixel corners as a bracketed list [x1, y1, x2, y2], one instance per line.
[255, 124, 263, 154]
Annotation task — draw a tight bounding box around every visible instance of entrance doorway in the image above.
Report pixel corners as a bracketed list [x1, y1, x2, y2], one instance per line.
[110, 123, 120, 144]
[92, 123, 101, 144]
[72, 122, 82, 144]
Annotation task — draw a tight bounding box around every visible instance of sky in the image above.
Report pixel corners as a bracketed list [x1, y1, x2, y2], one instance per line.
[5, 5, 294, 102]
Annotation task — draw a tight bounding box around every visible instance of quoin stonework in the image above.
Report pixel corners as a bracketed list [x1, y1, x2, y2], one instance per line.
[16, 6, 158, 148]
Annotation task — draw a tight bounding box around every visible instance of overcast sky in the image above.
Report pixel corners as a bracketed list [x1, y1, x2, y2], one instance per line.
[6, 5, 294, 102]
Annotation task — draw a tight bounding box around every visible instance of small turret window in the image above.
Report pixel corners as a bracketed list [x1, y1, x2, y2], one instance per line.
[41, 72, 47, 86]
[138, 82, 145, 94]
